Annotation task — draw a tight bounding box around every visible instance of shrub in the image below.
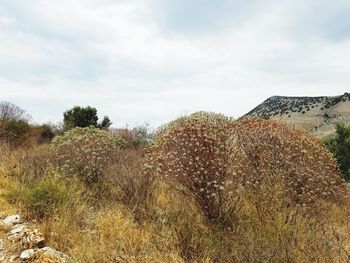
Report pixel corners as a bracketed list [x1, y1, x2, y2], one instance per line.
[230, 119, 347, 205]
[51, 127, 125, 184]
[325, 123, 350, 181]
[24, 178, 71, 219]
[147, 114, 347, 225]
[0, 119, 30, 147]
[5, 176, 73, 220]
[30, 124, 55, 144]
[145, 112, 234, 223]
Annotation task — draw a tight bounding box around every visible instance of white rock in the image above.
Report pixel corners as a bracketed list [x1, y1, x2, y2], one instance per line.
[9, 224, 26, 235]
[2, 215, 21, 226]
[20, 249, 35, 260]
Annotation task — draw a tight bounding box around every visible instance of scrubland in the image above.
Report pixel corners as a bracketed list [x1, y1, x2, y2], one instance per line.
[1, 112, 350, 262]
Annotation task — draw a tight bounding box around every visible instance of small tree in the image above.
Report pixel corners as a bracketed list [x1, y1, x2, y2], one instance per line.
[325, 123, 350, 181]
[0, 101, 30, 121]
[63, 106, 112, 130]
[99, 116, 112, 130]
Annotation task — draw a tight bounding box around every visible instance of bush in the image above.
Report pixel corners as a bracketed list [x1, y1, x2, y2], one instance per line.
[5, 176, 73, 220]
[325, 123, 350, 181]
[230, 118, 347, 205]
[30, 124, 55, 144]
[145, 112, 234, 223]
[147, 114, 347, 225]
[51, 127, 125, 184]
[0, 119, 30, 147]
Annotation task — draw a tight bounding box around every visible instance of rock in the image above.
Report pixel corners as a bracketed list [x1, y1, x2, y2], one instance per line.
[21, 228, 45, 249]
[7, 232, 21, 242]
[9, 224, 27, 235]
[2, 215, 21, 226]
[20, 248, 35, 260]
[40, 247, 69, 262]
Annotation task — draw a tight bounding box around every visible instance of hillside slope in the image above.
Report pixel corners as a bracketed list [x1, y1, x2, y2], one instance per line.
[245, 93, 350, 139]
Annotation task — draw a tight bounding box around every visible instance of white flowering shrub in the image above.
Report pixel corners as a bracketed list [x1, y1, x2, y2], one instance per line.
[145, 112, 234, 222]
[230, 118, 347, 205]
[51, 127, 125, 184]
[146, 114, 348, 224]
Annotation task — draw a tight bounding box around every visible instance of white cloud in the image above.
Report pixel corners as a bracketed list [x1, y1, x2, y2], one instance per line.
[0, 0, 349, 127]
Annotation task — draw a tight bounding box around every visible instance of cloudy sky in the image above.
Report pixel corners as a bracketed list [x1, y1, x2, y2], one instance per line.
[0, 0, 349, 127]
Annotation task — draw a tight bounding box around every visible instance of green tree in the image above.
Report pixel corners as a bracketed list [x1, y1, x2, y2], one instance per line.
[98, 116, 112, 130]
[325, 123, 350, 181]
[63, 106, 112, 130]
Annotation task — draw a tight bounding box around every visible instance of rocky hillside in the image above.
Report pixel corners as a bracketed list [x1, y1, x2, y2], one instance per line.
[245, 93, 350, 139]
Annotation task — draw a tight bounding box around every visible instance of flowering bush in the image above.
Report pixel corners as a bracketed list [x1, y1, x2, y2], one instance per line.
[230, 118, 347, 205]
[145, 112, 234, 222]
[147, 113, 347, 223]
[51, 127, 125, 184]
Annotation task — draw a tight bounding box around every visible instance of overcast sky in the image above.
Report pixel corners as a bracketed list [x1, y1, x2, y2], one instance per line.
[0, 0, 349, 127]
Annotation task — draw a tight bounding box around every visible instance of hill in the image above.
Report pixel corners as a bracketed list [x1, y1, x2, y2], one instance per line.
[245, 93, 350, 139]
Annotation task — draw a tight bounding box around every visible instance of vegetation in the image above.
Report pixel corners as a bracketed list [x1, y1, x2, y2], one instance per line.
[325, 123, 350, 181]
[0, 108, 350, 263]
[0, 119, 31, 147]
[146, 112, 233, 224]
[63, 106, 112, 130]
[0, 101, 30, 122]
[51, 127, 125, 184]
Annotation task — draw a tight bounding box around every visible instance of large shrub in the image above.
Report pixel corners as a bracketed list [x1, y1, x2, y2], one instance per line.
[230, 118, 347, 205]
[51, 127, 125, 184]
[147, 114, 347, 224]
[145, 112, 234, 222]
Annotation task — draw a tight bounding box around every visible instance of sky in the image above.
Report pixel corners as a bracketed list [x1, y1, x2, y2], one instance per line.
[0, 0, 350, 127]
